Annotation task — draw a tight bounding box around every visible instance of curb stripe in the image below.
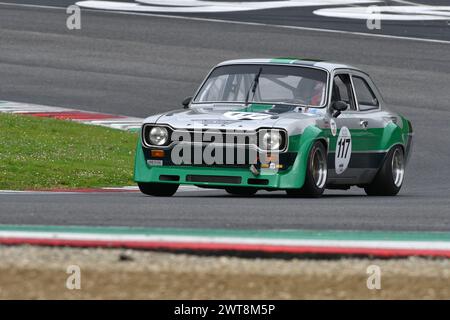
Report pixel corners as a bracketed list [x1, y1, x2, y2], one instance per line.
[2, 225, 450, 241]
[25, 112, 125, 120]
[30, 187, 139, 193]
[1, 226, 450, 257]
[0, 101, 143, 131]
[3, 231, 450, 250]
[1, 237, 450, 258]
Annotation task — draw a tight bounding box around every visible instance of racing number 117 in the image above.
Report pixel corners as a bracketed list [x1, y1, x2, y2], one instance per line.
[337, 138, 351, 158]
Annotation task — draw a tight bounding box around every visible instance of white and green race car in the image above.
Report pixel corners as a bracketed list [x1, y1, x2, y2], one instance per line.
[134, 58, 413, 197]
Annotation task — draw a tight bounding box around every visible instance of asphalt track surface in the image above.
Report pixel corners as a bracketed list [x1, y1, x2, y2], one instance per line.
[0, 3, 449, 231]
[2, 0, 450, 41]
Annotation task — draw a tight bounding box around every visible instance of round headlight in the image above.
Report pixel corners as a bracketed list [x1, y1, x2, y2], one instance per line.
[261, 131, 281, 150]
[149, 127, 169, 146]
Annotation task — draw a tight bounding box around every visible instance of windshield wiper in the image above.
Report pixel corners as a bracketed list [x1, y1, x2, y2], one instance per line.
[244, 67, 263, 106]
[277, 99, 312, 108]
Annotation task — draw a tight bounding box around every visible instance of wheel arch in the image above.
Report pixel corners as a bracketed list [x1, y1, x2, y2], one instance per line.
[377, 121, 407, 170]
[315, 137, 328, 153]
[133, 133, 148, 183]
[379, 122, 405, 151]
[284, 125, 328, 189]
[382, 142, 405, 166]
[367, 143, 405, 186]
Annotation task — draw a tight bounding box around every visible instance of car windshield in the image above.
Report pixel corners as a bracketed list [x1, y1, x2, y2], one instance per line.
[194, 64, 328, 107]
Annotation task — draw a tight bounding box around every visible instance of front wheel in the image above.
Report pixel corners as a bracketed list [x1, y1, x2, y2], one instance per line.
[138, 182, 179, 197]
[364, 146, 405, 196]
[286, 141, 328, 198]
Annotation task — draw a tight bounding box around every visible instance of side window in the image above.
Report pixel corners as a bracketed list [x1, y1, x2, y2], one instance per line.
[332, 74, 356, 110]
[352, 76, 379, 111]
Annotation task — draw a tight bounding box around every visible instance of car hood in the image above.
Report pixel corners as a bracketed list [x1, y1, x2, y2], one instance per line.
[144, 103, 326, 135]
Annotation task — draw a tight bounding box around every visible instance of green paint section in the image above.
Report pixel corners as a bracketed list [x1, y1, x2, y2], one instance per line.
[287, 134, 302, 152]
[1, 224, 450, 243]
[134, 131, 307, 189]
[270, 58, 298, 64]
[270, 58, 323, 65]
[135, 163, 286, 188]
[275, 126, 324, 188]
[326, 127, 403, 152]
[237, 103, 274, 113]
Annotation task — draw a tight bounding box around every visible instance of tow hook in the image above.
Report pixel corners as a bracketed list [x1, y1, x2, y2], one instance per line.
[250, 164, 260, 176]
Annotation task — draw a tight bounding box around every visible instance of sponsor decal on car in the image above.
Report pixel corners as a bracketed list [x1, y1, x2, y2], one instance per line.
[223, 111, 272, 121]
[335, 126, 352, 175]
[330, 119, 337, 136]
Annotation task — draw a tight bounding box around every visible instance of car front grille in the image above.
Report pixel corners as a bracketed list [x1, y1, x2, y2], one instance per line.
[142, 124, 288, 152]
[186, 175, 242, 184]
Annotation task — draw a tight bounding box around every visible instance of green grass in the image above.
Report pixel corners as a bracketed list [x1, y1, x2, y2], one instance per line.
[0, 113, 138, 190]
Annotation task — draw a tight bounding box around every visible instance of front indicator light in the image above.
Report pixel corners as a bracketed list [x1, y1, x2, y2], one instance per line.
[261, 163, 283, 169]
[151, 150, 165, 158]
[260, 153, 279, 163]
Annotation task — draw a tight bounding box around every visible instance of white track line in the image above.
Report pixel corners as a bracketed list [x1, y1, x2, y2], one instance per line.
[0, 190, 82, 195]
[0, 2, 448, 45]
[0, 186, 211, 194]
[392, 0, 425, 6]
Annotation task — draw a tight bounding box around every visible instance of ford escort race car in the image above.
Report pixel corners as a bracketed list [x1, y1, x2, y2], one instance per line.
[134, 58, 413, 197]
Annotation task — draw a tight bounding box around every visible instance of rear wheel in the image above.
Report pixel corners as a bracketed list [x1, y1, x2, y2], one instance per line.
[286, 141, 327, 198]
[138, 182, 179, 197]
[364, 146, 405, 196]
[225, 187, 257, 196]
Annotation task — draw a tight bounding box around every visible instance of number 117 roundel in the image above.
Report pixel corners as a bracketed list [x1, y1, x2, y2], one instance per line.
[134, 58, 413, 197]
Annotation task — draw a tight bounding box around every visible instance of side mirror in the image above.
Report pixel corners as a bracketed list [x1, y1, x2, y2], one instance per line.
[182, 96, 192, 109]
[331, 101, 348, 118]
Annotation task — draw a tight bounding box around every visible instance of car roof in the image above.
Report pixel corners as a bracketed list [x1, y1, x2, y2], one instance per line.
[216, 57, 357, 72]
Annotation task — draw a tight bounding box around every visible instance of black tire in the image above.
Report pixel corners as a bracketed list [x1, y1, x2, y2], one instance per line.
[364, 146, 405, 196]
[286, 141, 327, 198]
[138, 182, 179, 197]
[225, 187, 257, 196]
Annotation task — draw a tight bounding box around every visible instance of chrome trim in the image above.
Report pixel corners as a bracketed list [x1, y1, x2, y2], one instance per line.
[328, 69, 383, 115]
[329, 149, 389, 154]
[349, 72, 359, 111]
[311, 145, 327, 188]
[141, 123, 174, 148]
[392, 148, 405, 187]
[174, 129, 256, 135]
[350, 73, 381, 112]
[257, 127, 289, 152]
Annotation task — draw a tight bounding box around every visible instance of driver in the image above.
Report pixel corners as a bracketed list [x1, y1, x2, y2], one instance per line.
[309, 81, 325, 106]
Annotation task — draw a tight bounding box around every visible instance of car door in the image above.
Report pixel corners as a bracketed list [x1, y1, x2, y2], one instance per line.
[350, 72, 386, 183]
[327, 72, 369, 184]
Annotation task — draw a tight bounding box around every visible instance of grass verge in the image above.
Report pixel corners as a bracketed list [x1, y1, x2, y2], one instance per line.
[0, 113, 137, 190]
